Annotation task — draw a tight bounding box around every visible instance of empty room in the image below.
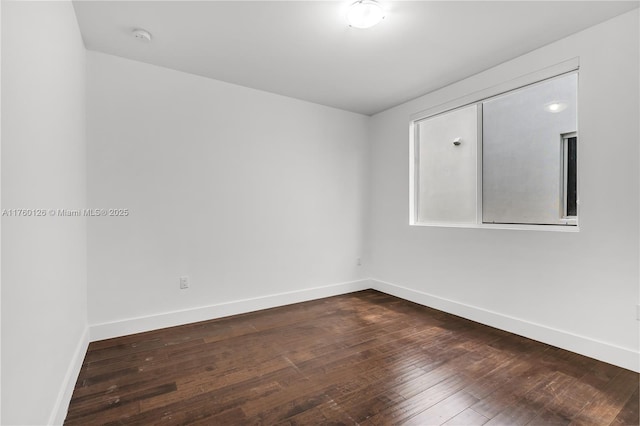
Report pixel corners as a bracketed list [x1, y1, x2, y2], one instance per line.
[2, 1, 639, 425]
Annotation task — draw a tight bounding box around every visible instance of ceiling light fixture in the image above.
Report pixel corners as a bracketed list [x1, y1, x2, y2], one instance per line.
[544, 101, 567, 113]
[132, 28, 152, 42]
[347, 0, 385, 29]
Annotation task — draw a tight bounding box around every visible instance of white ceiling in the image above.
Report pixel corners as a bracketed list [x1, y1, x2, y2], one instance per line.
[73, 1, 639, 115]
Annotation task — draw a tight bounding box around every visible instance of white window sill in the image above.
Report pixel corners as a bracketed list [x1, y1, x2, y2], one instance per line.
[410, 222, 579, 232]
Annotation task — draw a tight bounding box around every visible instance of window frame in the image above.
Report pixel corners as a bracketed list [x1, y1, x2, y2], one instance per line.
[561, 132, 578, 223]
[409, 59, 580, 232]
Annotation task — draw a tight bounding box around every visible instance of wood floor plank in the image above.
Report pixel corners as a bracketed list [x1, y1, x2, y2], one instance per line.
[524, 370, 603, 424]
[469, 367, 552, 419]
[403, 390, 479, 425]
[65, 290, 639, 425]
[138, 356, 296, 412]
[443, 407, 489, 425]
[362, 373, 470, 425]
[484, 371, 576, 426]
[611, 386, 640, 426]
[66, 382, 176, 424]
[570, 369, 640, 425]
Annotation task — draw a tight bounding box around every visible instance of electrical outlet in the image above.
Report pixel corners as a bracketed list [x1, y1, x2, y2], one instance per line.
[180, 276, 189, 290]
[356, 258, 362, 266]
[636, 304, 640, 321]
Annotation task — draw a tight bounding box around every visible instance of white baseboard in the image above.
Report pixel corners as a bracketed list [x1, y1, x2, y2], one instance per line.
[87, 277, 638, 372]
[49, 326, 90, 425]
[90, 279, 371, 342]
[370, 279, 639, 373]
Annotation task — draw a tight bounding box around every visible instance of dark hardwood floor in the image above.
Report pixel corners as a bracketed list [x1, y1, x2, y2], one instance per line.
[66, 290, 639, 425]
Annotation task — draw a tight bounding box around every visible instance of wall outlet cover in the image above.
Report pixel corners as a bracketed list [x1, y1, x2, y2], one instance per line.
[180, 276, 189, 289]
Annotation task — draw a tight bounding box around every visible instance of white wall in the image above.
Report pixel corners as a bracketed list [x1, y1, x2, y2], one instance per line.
[368, 10, 639, 370]
[86, 51, 369, 334]
[1, 2, 88, 424]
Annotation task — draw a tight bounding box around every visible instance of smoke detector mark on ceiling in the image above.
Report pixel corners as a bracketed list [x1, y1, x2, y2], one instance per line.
[132, 28, 152, 42]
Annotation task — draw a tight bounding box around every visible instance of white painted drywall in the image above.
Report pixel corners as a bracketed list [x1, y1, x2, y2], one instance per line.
[368, 10, 639, 368]
[86, 51, 369, 327]
[1, 2, 88, 424]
